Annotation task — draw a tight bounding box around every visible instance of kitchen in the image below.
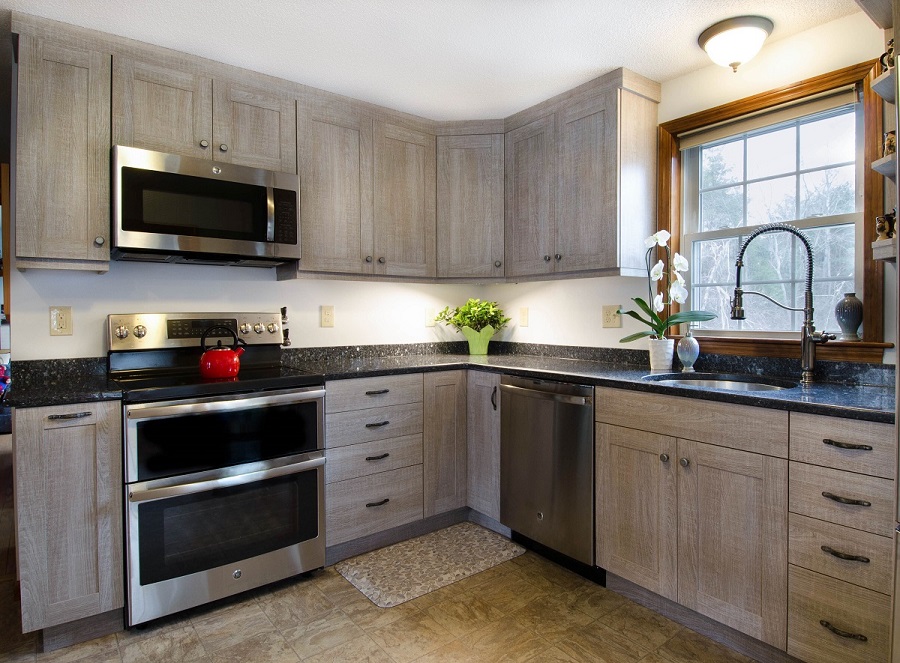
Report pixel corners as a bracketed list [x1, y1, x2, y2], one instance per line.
[0, 1, 897, 662]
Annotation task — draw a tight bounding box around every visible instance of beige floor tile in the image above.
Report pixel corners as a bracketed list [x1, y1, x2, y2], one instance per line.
[424, 592, 505, 638]
[258, 584, 335, 631]
[339, 593, 422, 631]
[409, 639, 479, 663]
[568, 583, 633, 621]
[118, 625, 207, 663]
[466, 571, 547, 615]
[464, 615, 550, 662]
[525, 644, 579, 662]
[402, 581, 467, 611]
[281, 606, 365, 659]
[207, 631, 299, 663]
[366, 611, 455, 663]
[655, 628, 758, 663]
[308, 569, 363, 608]
[554, 625, 643, 663]
[598, 602, 682, 655]
[191, 601, 275, 654]
[301, 635, 393, 663]
[34, 634, 121, 663]
[510, 592, 594, 642]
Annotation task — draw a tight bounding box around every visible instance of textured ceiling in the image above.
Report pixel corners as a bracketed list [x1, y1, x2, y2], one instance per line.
[0, 0, 866, 120]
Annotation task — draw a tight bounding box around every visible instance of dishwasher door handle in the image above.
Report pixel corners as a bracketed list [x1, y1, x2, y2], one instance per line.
[499, 383, 592, 406]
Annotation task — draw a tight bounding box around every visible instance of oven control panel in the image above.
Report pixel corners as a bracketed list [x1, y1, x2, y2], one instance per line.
[108, 312, 283, 351]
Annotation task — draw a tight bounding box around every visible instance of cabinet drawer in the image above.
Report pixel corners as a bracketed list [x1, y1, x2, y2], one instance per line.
[788, 513, 892, 593]
[790, 413, 894, 479]
[788, 565, 890, 663]
[325, 434, 423, 484]
[789, 463, 894, 536]
[326, 374, 423, 413]
[325, 465, 423, 545]
[326, 403, 423, 448]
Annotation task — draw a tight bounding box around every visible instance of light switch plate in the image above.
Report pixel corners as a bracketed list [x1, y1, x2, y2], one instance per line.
[602, 305, 622, 328]
[320, 305, 335, 328]
[425, 308, 436, 327]
[519, 307, 529, 327]
[50, 306, 73, 336]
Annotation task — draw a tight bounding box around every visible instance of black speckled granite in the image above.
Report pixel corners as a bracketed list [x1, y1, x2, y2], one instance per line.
[5, 358, 121, 408]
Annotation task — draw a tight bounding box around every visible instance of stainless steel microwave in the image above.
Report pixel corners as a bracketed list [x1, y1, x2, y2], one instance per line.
[112, 145, 301, 267]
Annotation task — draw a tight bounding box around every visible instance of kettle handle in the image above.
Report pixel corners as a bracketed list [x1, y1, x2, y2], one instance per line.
[200, 326, 245, 352]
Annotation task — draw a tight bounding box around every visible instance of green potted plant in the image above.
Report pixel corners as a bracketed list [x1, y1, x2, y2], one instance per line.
[435, 298, 511, 355]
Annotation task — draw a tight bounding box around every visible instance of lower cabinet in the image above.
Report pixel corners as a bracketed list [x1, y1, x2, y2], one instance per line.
[423, 371, 467, 517]
[13, 401, 123, 632]
[595, 388, 789, 650]
[466, 371, 501, 521]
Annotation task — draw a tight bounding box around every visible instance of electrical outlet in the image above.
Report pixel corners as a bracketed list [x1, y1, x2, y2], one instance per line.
[50, 306, 73, 336]
[320, 305, 335, 328]
[425, 307, 436, 327]
[519, 307, 529, 327]
[602, 305, 622, 328]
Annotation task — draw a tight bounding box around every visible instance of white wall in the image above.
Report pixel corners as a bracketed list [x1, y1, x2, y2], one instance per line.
[9, 11, 891, 361]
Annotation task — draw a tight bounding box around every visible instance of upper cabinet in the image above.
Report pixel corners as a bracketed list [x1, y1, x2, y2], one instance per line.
[15, 34, 111, 271]
[505, 70, 660, 279]
[113, 56, 297, 173]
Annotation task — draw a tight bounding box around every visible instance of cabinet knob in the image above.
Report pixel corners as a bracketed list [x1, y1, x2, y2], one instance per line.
[494, 260, 502, 268]
[94, 236, 105, 247]
[555, 254, 562, 261]
[659, 453, 669, 463]
[378, 257, 386, 264]
[365, 256, 373, 263]
[219, 144, 228, 152]
[544, 255, 551, 262]
[199, 140, 209, 148]
[679, 457, 690, 468]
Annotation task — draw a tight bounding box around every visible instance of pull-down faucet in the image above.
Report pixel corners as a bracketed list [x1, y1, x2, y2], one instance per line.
[730, 223, 835, 386]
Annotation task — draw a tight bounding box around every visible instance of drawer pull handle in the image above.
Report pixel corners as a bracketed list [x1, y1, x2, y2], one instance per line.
[822, 491, 871, 507]
[365, 453, 390, 461]
[365, 421, 390, 428]
[366, 498, 390, 508]
[820, 545, 870, 564]
[48, 412, 92, 420]
[823, 438, 873, 451]
[365, 389, 390, 395]
[819, 620, 868, 642]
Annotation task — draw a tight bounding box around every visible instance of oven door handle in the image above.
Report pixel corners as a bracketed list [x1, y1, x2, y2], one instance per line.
[126, 388, 326, 421]
[128, 455, 326, 503]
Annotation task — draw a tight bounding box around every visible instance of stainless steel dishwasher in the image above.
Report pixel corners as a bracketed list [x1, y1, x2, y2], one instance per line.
[500, 375, 594, 566]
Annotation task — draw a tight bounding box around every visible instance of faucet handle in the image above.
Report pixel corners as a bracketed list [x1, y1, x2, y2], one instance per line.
[813, 331, 837, 343]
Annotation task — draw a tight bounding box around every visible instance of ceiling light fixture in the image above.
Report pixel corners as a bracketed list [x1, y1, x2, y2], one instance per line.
[698, 16, 774, 73]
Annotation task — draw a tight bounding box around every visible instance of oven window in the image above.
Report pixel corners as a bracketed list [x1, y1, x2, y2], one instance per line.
[138, 471, 318, 586]
[136, 399, 319, 481]
[122, 167, 268, 240]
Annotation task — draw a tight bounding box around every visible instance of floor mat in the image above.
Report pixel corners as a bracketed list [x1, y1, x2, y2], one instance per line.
[334, 522, 525, 607]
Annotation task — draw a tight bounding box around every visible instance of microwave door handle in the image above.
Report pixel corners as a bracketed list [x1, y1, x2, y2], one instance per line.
[128, 454, 325, 503]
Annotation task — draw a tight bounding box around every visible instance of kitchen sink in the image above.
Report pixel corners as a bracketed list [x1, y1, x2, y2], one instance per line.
[641, 373, 799, 391]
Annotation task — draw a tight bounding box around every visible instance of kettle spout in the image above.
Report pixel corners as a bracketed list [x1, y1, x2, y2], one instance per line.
[234, 345, 245, 357]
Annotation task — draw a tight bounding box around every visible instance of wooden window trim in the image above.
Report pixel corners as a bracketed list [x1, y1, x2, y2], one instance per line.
[659, 60, 890, 364]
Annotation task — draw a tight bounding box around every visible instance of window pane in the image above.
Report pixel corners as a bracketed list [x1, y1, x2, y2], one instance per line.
[799, 166, 855, 218]
[700, 186, 744, 231]
[747, 127, 796, 180]
[702, 140, 743, 187]
[742, 232, 794, 283]
[747, 176, 796, 226]
[694, 237, 740, 285]
[800, 224, 854, 279]
[800, 112, 855, 170]
[695, 286, 740, 330]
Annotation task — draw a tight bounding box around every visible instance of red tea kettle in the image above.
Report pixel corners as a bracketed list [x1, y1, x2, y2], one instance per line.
[199, 326, 246, 379]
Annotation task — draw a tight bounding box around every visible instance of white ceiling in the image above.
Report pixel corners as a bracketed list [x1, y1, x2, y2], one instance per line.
[0, 0, 867, 120]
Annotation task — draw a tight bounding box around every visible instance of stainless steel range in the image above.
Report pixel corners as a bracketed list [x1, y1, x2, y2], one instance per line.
[108, 312, 325, 627]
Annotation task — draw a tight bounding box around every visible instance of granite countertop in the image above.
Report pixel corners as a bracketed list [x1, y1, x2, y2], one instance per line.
[5, 351, 895, 424]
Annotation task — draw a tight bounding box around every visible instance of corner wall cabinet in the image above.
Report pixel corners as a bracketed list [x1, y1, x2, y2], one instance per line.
[13, 401, 123, 632]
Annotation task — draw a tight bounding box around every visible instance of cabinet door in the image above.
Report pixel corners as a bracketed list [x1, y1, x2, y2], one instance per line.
[596, 423, 677, 600]
[556, 93, 616, 272]
[436, 134, 505, 278]
[466, 371, 501, 521]
[504, 115, 556, 277]
[677, 439, 787, 649]
[112, 56, 212, 159]
[14, 402, 123, 632]
[16, 36, 111, 267]
[373, 121, 436, 277]
[213, 79, 297, 172]
[296, 98, 374, 274]
[423, 371, 467, 517]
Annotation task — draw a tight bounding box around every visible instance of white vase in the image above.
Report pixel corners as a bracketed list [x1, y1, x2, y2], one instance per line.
[648, 338, 675, 372]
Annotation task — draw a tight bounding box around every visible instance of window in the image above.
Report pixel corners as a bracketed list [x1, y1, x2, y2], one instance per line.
[681, 102, 861, 335]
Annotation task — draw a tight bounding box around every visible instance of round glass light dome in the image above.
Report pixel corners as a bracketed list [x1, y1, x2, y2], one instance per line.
[699, 16, 774, 72]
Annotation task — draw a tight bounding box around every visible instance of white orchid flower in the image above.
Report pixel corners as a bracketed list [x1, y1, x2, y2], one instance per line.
[649, 260, 665, 281]
[653, 293, 664, 312]
[673, 270, 685, 286]
[670, 280, 688, 304]
[673, 252, 689, 273]
[644, 230, 671, 248]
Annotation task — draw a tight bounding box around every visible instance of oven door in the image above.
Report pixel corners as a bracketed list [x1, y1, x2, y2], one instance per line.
[126, 452, 325, 626]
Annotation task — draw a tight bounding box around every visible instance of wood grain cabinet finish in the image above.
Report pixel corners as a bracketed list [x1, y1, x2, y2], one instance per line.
[16, 34, 111, 270]
[466, 371, 501, 521]
[423, 371, 466, 517]
[13, 402, 123, 632]
[436, 134, 505, 278]
[325, 374, 423, 414]
[113, 55, 297, 172]
[596, 390, 788, 650]
[789, 412, 895, 479]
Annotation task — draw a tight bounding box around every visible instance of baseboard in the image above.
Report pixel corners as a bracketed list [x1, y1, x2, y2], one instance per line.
[465, 510, 511, 537]
[40, 609, 124, 652]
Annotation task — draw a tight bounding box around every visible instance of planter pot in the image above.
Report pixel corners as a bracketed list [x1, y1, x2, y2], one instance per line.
[648, 338, 675, 372]
[460, 325, 495, 355]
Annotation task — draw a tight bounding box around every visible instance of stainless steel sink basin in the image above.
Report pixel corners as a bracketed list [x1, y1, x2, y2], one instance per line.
[641, 373, 798, 391]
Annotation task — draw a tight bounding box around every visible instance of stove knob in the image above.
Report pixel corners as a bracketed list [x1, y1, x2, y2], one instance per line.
[253, 323, 264, 334]
[133, 325, 147, 339]
[266, 323, 278, 333]
[239, 323, 251, 335]
[115, 325, 129, 339]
